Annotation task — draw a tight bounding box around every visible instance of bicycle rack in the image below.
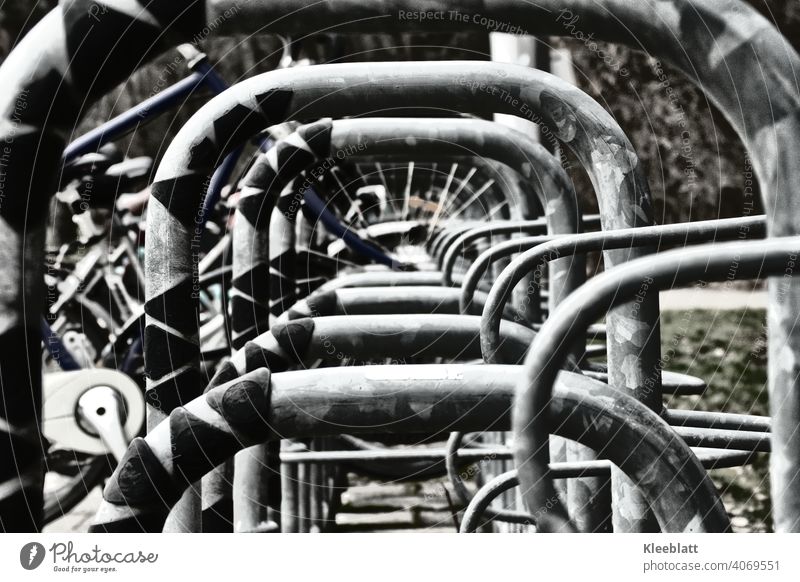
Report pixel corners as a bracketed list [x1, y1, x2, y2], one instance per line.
[225, 115, 597, 530]
[143, 60, 661, 533]
[229, 118, 540, 348]
[1, 0, 798, 534]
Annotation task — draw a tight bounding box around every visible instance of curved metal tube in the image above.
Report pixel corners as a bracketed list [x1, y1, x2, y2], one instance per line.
[441, 222, 551, 326]
[215, 314, 536, 387]
[332, 117, 572, 223]
[444, 405, 764, 528]
[445, 431, 527, 526]
[230, 120, 333, 349]
[331, 117, 583, 329]
[461, 235, 551, 315]
[275, 267, 476, 365]
[283, 286, 518, 322]
[203, 313, 535, 528]
[240, 117, 588, 529]
[482, 215, 766, 364]
[279, 288, 731, 405]
[233, 117, 574, 348]
[469, 216, 764, 528]
[313, 270, 464, 294]
[89, 366, 729, 532]
[441, 214, 602, 287]
[439, 217, 571, 276]
[460, 470, 537, 533]
[143, 62, 657, 533]
[461, 442, 763, 534]
[237, 0, 800, 529]
[514, 235, 800, 533]
[475, 214, 762, 529]
[144, 60, 653, 427]
[430, 221, 484, 259]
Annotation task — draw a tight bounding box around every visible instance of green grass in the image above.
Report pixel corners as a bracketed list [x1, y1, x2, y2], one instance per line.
[660, 308, 771, 532]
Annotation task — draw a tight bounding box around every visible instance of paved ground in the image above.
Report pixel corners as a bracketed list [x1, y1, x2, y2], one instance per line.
[336, 479, 461, 533]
